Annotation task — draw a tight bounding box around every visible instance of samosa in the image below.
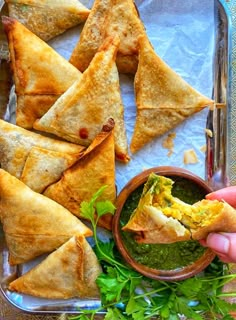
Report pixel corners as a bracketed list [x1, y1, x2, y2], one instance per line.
[2, 16, 81, 128]
[0, 119, 84, 181]
[20, 147, 83, 193]
[44, 119, 116, 230]
[6, 0, 90, 41]
[130, 36, 214, 153]
[9, 236, 101, 299]
[69, 0, 147, 74]
[34, 36, 130, 162]
[0, 169, 92, 265]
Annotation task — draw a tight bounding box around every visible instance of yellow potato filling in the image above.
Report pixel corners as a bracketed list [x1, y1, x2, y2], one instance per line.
[144, 173, 225, 230]
[154, 197, 224, 229]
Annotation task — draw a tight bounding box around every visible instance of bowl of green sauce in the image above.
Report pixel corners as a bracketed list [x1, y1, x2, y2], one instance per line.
[112, 166, 216, 281]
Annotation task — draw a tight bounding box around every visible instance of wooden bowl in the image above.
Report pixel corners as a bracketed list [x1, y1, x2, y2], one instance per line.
[112, 166, 216, 281]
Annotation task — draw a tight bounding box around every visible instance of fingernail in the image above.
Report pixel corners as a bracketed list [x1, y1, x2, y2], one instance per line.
[207, 233, 230, 254]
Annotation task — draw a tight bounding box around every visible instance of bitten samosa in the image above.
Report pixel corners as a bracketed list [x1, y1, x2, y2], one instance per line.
[123, 173, 236, 244]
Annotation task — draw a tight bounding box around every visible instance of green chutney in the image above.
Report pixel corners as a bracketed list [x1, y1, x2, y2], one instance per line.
[120, 176, 207, 270]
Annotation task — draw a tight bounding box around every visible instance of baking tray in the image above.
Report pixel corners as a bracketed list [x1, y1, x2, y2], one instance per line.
[0, 0, 232, 314]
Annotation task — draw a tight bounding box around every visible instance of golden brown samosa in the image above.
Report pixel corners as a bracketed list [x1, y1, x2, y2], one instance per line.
[70, 0, 111, 72]
[20, 146, 82, 193]
[2, 16, 81, 128]
[0, 169, 92, 265]
[69, 0, 147, 74]
[9, 236, 101, 299]
[130, 36, 214, 153]
[44, 119, 116, 230]
[6, 0, 90, 41]
[0, 119, 84, 179]
[34, 36, 130, 162]
[102, 0, 147, 74]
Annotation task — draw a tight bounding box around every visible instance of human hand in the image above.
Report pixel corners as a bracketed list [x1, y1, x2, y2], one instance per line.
[199, 186, 236, 263]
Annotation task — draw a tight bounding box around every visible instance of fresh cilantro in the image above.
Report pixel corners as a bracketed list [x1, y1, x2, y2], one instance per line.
[80, 185, 114, 223]
[69, 187, 236, 320]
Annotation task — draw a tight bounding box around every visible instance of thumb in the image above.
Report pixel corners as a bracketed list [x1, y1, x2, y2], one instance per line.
[206, 233, 236, 263]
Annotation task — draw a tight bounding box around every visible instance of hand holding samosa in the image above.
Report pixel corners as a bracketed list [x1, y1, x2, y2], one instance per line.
[123, 173, 236, 244]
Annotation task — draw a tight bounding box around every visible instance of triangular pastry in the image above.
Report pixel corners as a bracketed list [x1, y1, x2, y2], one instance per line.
[69, 0, 147, 74]
[130, 36, 215, 153]
[70, 0, 111, 73]
[44, 119, 116, 230]
[0, 119, 84, 179]
[8, 236, 101, 299]
[34, 36, 130, 162]
[0, 169, 92, 265]
[2, 16, 81, 128]
[6, 0, 90, 41]
[102, 0, 147, 74]
[20, 146, 82, 193]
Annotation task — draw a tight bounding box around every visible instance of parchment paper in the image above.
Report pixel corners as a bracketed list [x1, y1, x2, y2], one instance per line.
[48, 0, 215, 193]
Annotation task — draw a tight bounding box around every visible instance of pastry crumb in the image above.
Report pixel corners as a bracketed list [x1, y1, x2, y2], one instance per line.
[183, 149, 199, 164]
[162, 132, 176, 157]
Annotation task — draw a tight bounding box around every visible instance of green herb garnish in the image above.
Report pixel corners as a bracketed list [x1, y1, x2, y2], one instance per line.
[69, 187, 236, 320]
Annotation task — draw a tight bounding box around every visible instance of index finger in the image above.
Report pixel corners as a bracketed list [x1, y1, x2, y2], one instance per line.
[206, 186, 236, 208]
